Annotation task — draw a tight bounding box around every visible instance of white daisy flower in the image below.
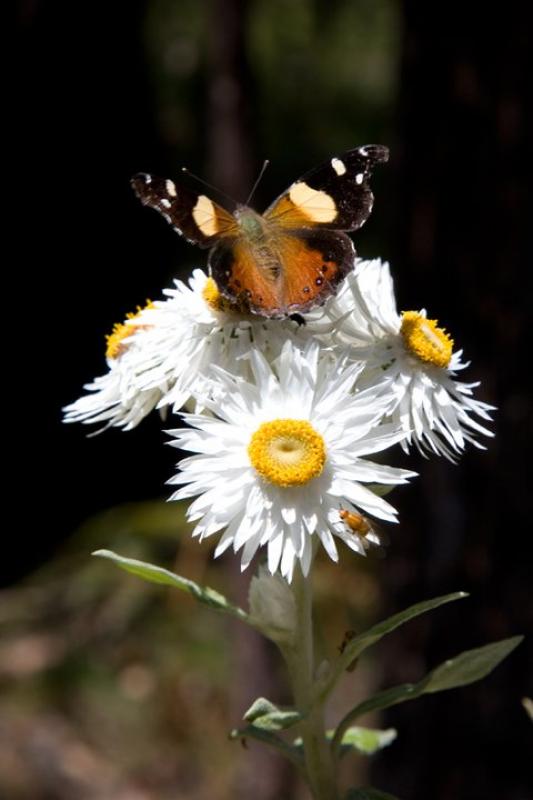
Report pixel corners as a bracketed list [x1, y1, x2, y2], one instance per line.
[63, 269, 305, 432]
[167, 340, 416, 581]
[62, 300, 163, 431]
[326, 259, 494, 460]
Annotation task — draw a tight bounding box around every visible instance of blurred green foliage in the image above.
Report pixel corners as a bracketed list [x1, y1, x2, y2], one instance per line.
[146, 0, 398, 167]
[0, 500, 386, 799]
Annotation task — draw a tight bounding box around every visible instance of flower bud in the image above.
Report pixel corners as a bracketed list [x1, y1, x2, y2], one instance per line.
[248, 566, 297, 644]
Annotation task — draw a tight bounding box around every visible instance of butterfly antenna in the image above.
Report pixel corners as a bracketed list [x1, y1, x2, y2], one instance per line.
[181, 167, 236, 207]
[245, 159, 270, 206]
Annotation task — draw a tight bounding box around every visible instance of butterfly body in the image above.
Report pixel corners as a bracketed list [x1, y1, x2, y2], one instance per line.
[132, 145, 388, 317]
[230, 206, 282, 281]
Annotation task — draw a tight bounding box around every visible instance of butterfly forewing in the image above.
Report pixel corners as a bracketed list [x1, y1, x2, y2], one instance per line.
[264, 145, 389, 232]
[131, 173, 238, 248]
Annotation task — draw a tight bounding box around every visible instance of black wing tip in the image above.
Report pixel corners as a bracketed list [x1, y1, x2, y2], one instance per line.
[131, 172, 151, 186]
[341, 144, 389, 167]
[130, 173, 157, 202]
[358, 144, 390, 164]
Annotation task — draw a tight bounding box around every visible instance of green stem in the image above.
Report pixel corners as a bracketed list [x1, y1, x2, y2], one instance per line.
[284, 567, 339, 800]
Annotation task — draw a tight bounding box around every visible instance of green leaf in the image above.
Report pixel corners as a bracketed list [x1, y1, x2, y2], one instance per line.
[244, 697, 280, 721]
[421, 637, 524, 693]
[92, 549, 248, 622]
[233, 698, 304, 770]
[229, 725, 304, 771]
[345, 788, 400, 800]
[293, 726, 396, 758]
[332, 635, 523, 755]
[315, 592, 468, 704]
[243, 697, 303, 731]
[333, 726, 397, 756]
[522, 697, 533, 722]
[335, 683, 418, 722]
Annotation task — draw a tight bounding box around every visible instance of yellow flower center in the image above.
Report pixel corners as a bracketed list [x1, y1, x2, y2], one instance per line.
[248, 419, 326, 487]
[105, 300, 154, 359]
[400, 311, 453, 368]
[202, 277, 249, 315]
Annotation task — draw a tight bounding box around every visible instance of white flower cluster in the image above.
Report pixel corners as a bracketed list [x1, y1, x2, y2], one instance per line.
[65, 260, 493, 580]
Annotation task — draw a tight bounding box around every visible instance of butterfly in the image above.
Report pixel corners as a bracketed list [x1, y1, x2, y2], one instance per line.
[131, 145, 389, 318]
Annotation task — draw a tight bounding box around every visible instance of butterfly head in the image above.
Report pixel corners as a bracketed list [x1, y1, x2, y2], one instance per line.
[234, 206, 266, 242]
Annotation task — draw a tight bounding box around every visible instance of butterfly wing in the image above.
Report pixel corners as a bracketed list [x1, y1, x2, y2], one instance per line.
[264, 145, 389, 231]
[133, 146, 387, 318]
[209, 228, 354, 317]
[131, 173, 238, 248]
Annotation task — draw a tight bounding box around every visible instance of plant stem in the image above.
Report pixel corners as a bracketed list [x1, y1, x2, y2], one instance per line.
[285, 567, 339, 800]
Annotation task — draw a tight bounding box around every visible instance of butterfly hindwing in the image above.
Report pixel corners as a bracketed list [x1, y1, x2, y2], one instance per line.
[131, 173, 238, 248]
[209, 239, 281, 314]
[275, 229, 355, 313]
[209, 228, 354, 317]
[264, 145, 389, 232]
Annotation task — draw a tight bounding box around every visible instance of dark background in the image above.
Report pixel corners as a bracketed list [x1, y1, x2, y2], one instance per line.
[9, 1, 532, 799]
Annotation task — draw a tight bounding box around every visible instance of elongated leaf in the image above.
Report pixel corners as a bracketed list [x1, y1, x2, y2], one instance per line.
[345, 788, 400, 800]
[293, 725, 396, 758]
[336, 683, 418, 723]
[229, 725, 304, 771]
[315, 592, 468, 704]
[421, 637, 523, 693]
[522, 697, 533, 722]
[333, 726, 397, 756]
[332, 635, 523, 755]
[92, 549, 248, 622]
[243, 697, 303, 731]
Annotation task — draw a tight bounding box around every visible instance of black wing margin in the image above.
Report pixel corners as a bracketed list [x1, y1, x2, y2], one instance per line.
[265, 145, 389, 232]
[131, 173, 237, 248]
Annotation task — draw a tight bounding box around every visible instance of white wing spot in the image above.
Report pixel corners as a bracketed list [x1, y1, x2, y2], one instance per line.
[289, 181, 337, 223]
[192, 195, 218, 237]
[355, 173, 364, 185]
[331, 157, 346, 176]
[165, 180, 177, 197]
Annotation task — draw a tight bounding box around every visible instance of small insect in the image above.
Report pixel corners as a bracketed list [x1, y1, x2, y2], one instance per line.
[338, 507, 385, 556]
[338, 629, 359, 672]
[339, 508, 372, 537]
[131, 145, 389, 318]
[338, 629, 357, 654]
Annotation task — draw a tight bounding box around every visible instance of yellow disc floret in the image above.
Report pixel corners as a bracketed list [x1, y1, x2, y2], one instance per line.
[105, 300, 154, 359]
[202, 277, 249, 315]
[400, 311, 453, 368]
[202, 277, 223, 309]
[248, 419, 326, 487]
